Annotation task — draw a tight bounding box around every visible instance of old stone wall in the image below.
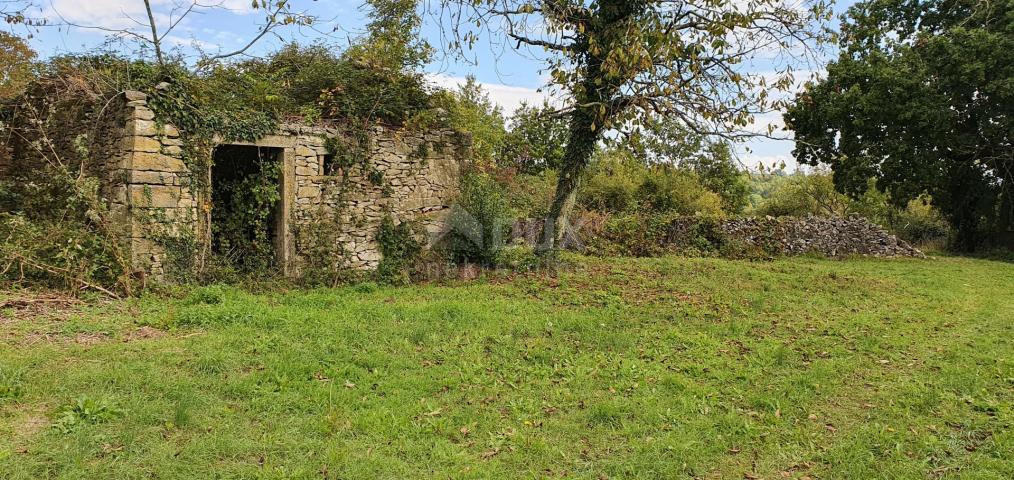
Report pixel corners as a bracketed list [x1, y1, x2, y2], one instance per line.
[288, 124, 465, 269]
[114, 92, 467, 277]
[114, 91, 197, 278]
[1, 89, 467, 277]
[707, 215, 922, 257]
[0, 90, 148, 266]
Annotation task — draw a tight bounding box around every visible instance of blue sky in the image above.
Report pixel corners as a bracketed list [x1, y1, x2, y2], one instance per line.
[16, 0, 858, 170]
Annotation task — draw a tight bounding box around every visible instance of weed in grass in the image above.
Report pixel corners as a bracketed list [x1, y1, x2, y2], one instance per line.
[52, 396, 122, 433]
[0, 369, 25, 402]
[352, 282, 378, 293]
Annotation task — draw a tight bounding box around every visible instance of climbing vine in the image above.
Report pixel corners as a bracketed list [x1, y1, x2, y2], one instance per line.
[2, 43, 457, 289]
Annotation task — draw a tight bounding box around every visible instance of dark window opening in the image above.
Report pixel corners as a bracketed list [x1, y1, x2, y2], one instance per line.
[319, 154, 338, 176]
[211, 145, 283, 273]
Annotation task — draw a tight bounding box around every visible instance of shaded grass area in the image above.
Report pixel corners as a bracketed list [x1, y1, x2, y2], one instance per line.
[1, 255, 1011, 479]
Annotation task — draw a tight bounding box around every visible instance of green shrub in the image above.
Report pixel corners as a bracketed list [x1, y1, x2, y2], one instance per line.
[582, 172, 640, 213]
[585, 213, 757, 259]
[686, 142, 751, 214]
[579, 150, 644, 213]
[376, 216, 424, 285]
[494, 245, 540, 271]
[0, 168, 128, 294]
[446, 172, 512, 265]
[636, 167, 726, 217]
[754, 173, 849, 217]
[505, 170, 558, 219]
[891, 198, 950, 244]
[184, 285, 227, 306]
[587, 212, 682, 257]
[579, 151, 727, 218]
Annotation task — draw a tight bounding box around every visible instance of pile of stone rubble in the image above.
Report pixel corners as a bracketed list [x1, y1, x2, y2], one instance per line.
[719, 215, 923, 258]
[511, 214, 924, 258]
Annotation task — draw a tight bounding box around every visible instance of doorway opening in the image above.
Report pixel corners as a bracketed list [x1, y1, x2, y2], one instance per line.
[211, 145, 283, 273]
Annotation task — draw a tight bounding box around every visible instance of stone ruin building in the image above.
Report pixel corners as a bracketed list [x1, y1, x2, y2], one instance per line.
[0, 90, 470, 278]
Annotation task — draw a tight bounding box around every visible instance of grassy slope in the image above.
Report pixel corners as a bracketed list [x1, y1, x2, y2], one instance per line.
[0, 255, 1011, 479]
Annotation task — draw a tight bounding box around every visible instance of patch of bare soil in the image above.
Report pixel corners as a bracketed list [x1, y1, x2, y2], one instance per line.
[2, 291, 166, 347]
[8, 411, 49, 454]
[17, 330, 111, 347]
[122, 326, 166, 342]
[0, 293, 83, 323]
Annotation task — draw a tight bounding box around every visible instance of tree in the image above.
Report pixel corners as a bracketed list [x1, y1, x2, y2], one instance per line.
[438, 0, 830, 253]
[440, 76, 507, 165]
[684, 142, 750, 214]
[350, 0, 433, 69]
[785, 0, 1014, 251]
[0, 31, 34, 100]
[499, 102, 569, 174]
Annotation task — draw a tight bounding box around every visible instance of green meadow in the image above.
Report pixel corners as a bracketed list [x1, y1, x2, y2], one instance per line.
[1, 255, 1012, 479]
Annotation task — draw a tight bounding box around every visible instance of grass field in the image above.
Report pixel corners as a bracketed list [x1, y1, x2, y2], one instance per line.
[1, 255, 1012, 479]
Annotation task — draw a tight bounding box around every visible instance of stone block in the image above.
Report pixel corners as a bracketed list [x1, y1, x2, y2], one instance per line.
[129, 184, 182, 208]
[131, 152, 187, 172]
[129, 170, 173, 185]
[124, 90, 147, 101]
[296, 165, 318, 176]
[127, 119, 159, 136]
[132, 108, 156, 121]
[162, 145, 182, 156]
[163, 124, 180, 137]
[297, 186, 321, 198]
[124, 135, 163, 153]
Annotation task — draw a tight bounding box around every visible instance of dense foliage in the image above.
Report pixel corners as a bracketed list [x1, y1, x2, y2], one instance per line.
[498, 102, 569, 174]
[786, 0, 1014, 251]
[445, 171, 512, 266]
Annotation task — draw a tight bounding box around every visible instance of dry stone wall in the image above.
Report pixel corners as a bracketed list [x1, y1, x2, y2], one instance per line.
[704, 215, 922, 257]
[288, 125, 465, 270]
[512, 214, 924, 258]
[114, 91, 466, 277]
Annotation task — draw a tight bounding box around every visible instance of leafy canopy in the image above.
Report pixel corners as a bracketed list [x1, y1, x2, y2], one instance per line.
[785, 0, 1014, 250]
[440, 0, 831, 139]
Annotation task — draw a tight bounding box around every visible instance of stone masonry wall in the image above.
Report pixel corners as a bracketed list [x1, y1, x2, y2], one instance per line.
[115, 91, 467, 276]
[512, 214, 924, 258]
[2, 89, 467, 277]
[288, 124, 465, 269]
[109, 91, 196, 278]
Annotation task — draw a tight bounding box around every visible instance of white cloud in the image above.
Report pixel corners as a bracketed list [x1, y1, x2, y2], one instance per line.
[44, 0, 253, 33]
[426, 73, 561, 116]
[45, 0, 171, 30]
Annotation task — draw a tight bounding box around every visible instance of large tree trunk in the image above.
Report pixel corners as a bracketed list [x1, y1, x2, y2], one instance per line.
[536, 109, 600, 254]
